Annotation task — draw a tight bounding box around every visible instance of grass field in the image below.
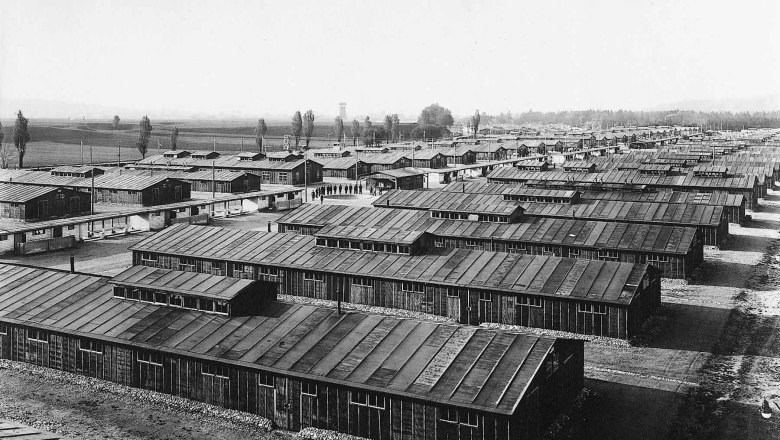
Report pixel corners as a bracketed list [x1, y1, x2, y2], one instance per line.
[0, 119, 393, 167]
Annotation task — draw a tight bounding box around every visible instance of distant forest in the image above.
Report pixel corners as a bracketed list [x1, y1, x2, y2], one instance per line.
[477, 110, 780, 131]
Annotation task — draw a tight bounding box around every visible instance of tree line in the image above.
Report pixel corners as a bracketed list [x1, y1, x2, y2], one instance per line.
[476, 109, 780, 131]
[8, 103, 772, 169]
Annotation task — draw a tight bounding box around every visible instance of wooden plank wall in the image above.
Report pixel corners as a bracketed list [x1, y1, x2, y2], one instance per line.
[135, 251, 648, 339]
[0, 325, 519, 440]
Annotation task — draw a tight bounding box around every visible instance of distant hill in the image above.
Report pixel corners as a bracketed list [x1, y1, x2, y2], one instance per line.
[649, 94, 780, 112]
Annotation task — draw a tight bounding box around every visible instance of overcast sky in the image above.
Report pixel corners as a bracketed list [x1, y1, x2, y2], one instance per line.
[1, 0, 778, 120]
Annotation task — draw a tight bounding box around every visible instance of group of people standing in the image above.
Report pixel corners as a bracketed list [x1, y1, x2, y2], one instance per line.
[311, 182, 387, 202]
[312, 183, 362, 200]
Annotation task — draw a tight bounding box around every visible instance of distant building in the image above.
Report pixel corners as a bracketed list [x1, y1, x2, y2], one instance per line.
[339, 102, 347, 120]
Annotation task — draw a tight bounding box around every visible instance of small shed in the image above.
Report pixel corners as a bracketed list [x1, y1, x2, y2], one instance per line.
[366, 168, 425, 190]
[266, 151, 302, 162]
[562, 161, 596, 173]
[410, 150, 448, 169]
[516, 160, 550, 171]
[638, 163, 673, 175]
[312, 149, 351, 158]
[163, 150, 191, 159]
[360, 152, 412, 171]
[471, 143, 509, 161]
[313, 157, 368, 180]
[50, 165, 105, 178]
[236, 152, 264, 161]
[314, 224, 430, 255]
[109, 265, 275, 316]
[190, 151, 221, 160]
[440, 146, 476, 165]
[692, 165, 731, 177]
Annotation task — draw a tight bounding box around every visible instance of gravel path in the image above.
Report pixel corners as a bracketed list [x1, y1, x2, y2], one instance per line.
[0, 359, 288, 440]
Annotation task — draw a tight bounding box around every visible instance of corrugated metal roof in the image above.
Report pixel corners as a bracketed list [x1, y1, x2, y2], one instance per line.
[311, 157, 363, 170]
[521, 199, 724, 227]
[277, 204, 697, 255]
[373, 189, 521, 216]
[439, 146, 474, 156]
[441, 182, 578, 199]
[487, 167, 756, 190]
[109, 266, 255, 300]
[370, 168, 426, 178]
[359, 151, 410, 165]
[163, 170, 250, 183]
[0, 263, 557, 415]
[137, 154, 309, 171]
[410, 150, 445, 160]
[50, 165, 104, 174]
[0, 169, 187, 191]
[315, 224, 426, 245]
[130, 224, 648, 304]
[561, 161, 595, 169]
[0, 184, 64, 203]
[580, 190, 744, 208]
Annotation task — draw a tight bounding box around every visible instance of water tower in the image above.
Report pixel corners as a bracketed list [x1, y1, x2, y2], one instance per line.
[339, 102, 347, 120]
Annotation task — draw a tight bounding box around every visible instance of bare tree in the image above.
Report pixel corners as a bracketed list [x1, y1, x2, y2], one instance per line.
[303, 110, 315, 149]
[170, 126, 179, 150]
[0, 121, 13, 168]
[255, 118, 267, 153]
[0, 144, 14, 169]
[113, 115, 120, 130]
[291, 111, 303, 149]
[351, 119, 360, 146]
[364, 116, 372, 130]
[334, 117, 344, 146]
[12, 111, 30, 168]
[137, 115, 152, 159]
[470, 109, 481, 138]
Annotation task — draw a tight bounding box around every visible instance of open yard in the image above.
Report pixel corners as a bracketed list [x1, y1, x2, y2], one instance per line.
[0, 191, 779, 439]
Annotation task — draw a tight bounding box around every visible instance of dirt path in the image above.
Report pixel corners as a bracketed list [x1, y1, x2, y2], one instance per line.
[581, 194, 780, 440]
[0, 360, 292, 440]
[664, 204, 780, 439]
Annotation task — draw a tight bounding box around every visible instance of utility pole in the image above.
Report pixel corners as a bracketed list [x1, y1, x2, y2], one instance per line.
[212, 160, 216, 199]
[90, 172, 95, 215]
[118, 140, 121, 167]
[303, 151, 308, 202]
[80, 140, 84, 166]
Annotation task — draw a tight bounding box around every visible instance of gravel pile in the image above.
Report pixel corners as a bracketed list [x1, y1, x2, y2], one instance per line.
[479, 322, 632, 348]
[0, 359, 274, 435]
[278, 294, 455, 323]
[662, 278, 689, 287]
[296, 427, 368, 440]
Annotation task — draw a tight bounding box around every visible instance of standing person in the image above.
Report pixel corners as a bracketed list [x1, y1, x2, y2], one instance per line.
[320, 193, 324, 204]
[359, 183, 363, 194]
